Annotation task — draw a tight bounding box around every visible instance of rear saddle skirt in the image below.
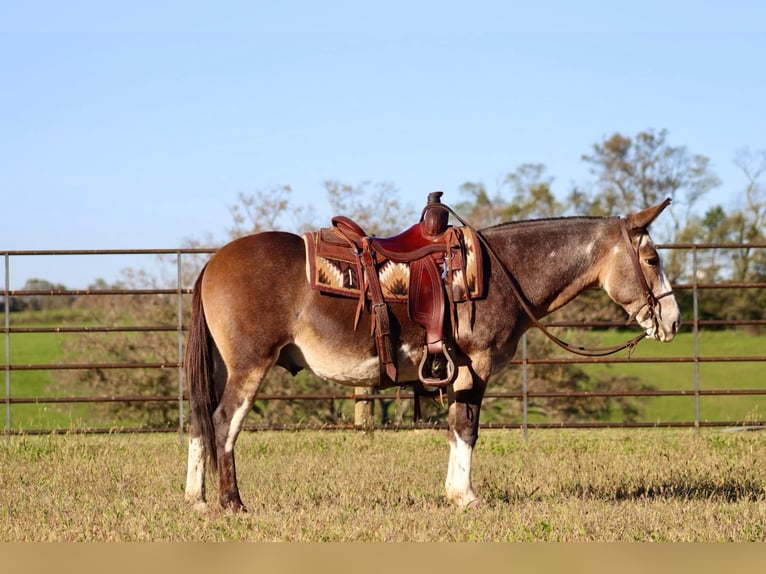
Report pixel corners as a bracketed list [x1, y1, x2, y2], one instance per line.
[303, 216, 485, 387]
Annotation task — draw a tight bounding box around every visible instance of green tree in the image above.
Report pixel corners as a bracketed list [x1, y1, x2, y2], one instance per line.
[731, 148, 766, 282]
[457, 163, 559, 227]
[18, 278, 73, 313]
[678, 149, 766, 325]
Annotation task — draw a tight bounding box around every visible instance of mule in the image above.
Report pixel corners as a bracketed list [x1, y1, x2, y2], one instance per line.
[183, 199, 680, 511]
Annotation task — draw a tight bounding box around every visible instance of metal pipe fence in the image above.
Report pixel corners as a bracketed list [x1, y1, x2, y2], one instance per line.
[2, 243, 765, 436]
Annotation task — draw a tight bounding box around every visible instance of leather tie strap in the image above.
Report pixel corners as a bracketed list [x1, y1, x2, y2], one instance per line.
[360, 238, 398, 384]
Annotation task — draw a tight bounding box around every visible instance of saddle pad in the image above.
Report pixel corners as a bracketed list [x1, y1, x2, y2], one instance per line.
[303, 225, 484, 302]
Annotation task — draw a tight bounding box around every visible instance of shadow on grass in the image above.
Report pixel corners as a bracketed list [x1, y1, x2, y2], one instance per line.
[484, 478, 765, 505]
[601, 479, 766, 502]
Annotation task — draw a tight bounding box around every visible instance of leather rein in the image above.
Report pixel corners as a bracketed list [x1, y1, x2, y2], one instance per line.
[442, 206, 671, 358]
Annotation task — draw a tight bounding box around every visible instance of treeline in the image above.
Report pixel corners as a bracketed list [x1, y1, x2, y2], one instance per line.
[2, 278, 73, 313]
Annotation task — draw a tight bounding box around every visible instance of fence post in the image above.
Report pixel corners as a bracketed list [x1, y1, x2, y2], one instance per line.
[177, 251, 185, 444]
[354, 386, 374, 431]
[692, 246, 700, 436]
[4, 253, 10, 435]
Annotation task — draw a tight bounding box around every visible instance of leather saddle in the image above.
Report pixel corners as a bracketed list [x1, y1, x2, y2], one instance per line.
[304, 192, 484, 387]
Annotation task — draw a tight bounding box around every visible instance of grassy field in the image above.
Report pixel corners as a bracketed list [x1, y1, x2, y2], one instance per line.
[1, 320, 94, 429]
[0, 428, 764, 541]
[581, 329, 766, 423]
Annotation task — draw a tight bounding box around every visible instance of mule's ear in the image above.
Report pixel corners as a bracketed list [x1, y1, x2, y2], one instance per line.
[625, 197, 671, 231]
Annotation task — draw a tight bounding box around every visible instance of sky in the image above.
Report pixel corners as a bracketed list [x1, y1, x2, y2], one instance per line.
[2, 1, 765, 289]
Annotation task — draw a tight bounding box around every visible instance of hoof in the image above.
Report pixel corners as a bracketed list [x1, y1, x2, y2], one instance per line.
[220, 495, 248, 513]
[191, 501, 208, 513]
[446, 489, 481, 509]
[184, 492, 208, 513]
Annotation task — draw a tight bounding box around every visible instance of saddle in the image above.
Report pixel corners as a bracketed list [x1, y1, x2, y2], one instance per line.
[303, 192, 485, 387]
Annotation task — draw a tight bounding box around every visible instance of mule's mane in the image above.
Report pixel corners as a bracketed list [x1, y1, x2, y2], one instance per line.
[481, 214, 619, 232]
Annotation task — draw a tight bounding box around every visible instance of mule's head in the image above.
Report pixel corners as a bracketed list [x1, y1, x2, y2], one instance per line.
[601, 199, 681, 342]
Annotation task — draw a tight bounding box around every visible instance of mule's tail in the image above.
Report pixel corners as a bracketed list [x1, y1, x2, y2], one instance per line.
[184, 266, 219, 470]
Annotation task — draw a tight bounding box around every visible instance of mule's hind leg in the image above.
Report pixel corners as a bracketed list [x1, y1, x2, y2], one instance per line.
[184, 425, 208, 511]
[213, 368, 268, 512]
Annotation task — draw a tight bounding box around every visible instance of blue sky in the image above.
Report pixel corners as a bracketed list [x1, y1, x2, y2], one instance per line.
[2, 1, 765, 288]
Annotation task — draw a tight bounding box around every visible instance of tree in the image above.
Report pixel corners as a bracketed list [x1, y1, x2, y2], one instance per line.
[731, 148, 766, 282]
[577, 128, 720, 241]
[59, 272, 181, 428]
[676, 148, 766, 280]
[323, 180, 416, 236]
[227, 184, 308, 238]
[676, 149, 766, 326]
[457, 163, 559, 227]
[17, 278, 73, 312]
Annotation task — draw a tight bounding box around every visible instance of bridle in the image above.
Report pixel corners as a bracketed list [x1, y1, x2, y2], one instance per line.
[618, 217, 675, 340]
[444, 206, 672, 357]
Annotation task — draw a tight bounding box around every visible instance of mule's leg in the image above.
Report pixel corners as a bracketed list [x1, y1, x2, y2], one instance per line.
[444, 358, 488, 508]
[212, 369, 265, 512]
[184, 424, 207, 511]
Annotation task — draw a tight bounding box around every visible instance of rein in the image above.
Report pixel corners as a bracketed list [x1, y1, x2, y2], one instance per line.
[439, 205, 663, 358]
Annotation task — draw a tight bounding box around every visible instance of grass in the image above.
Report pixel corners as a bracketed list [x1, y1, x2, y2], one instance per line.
[1, 318, 94, 429]
[0, 428, 764, 541]
[581, 329, 766, 423]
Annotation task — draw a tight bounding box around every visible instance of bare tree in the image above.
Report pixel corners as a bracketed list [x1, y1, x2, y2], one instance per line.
[228, 185, 311, 237]
[579, 128, 720, 241]
[324, 180, 416, 236]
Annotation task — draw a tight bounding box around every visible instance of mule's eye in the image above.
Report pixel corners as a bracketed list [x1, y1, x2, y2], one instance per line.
[644, 256, 659, 267]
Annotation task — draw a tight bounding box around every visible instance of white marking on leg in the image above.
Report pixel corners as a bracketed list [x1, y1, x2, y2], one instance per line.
[225, 399, 252, 453]
[184, 436, 207, 510]
[445, 439, 456, 492]
[444, 431, 478, 508]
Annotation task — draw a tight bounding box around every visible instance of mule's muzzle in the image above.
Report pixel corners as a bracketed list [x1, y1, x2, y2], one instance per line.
[636, 295, 680, 343]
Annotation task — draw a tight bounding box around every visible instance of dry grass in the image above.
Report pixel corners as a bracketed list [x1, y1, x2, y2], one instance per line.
[0, 428, 764, 541]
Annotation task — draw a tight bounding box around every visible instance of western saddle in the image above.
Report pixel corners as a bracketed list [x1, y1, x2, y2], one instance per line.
[303, 192, 484, 387]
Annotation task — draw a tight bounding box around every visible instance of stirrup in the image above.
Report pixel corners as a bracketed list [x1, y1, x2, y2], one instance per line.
[418, 345, 456, 387]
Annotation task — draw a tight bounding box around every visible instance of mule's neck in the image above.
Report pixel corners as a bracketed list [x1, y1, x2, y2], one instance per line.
[483, 217, 618, 317]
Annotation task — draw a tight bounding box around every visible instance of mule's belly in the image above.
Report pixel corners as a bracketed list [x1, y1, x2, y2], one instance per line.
[292, 334, 421, 386]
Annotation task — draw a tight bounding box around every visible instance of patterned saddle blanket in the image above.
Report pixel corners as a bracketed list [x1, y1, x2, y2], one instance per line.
[303, 223, 484, 304]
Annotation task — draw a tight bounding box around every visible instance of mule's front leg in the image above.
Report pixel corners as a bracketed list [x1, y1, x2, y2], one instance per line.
[444, 364, 486, 508]
[445, 403, 480, 508]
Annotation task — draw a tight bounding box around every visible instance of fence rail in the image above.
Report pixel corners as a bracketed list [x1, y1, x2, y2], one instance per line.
[3, 243, 766, 436]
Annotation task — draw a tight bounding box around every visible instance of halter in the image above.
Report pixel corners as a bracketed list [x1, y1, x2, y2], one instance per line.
[446, 206, 671, 357]
[618, 218, 675, 337]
